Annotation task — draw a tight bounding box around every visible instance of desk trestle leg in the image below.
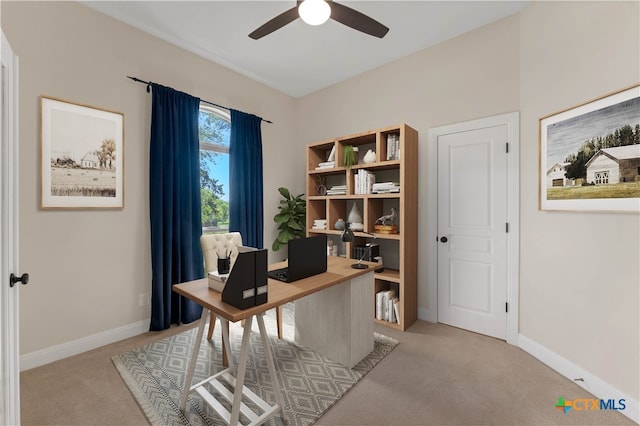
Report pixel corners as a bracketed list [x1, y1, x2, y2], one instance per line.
[256, 313, 286, 416]
[180, 308, 209, 410]
[180, 312, 284, 426]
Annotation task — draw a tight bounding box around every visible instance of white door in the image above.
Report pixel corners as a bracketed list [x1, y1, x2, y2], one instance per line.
[1, 30, 21, 425]
[436, 122, 509, 340]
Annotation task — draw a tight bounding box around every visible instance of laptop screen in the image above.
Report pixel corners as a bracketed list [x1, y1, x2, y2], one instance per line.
[287, 235, 328, 281]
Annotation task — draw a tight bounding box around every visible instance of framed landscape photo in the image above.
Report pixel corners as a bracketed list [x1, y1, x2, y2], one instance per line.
[41, 96, 124, 209]
[539, 84, 640, 212]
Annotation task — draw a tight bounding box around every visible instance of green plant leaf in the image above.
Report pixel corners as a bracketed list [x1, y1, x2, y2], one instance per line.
[272, 186, 306, 251]
[278, 187, 291, 200]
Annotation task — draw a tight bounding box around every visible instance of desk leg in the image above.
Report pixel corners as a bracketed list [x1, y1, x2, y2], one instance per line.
[230, 315, 253, 426]
[256, 313, 286, 416]
[180, 308, 209, 411]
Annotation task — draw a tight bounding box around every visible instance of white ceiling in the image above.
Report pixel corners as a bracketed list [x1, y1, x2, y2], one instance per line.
[82, 1, 528, 98]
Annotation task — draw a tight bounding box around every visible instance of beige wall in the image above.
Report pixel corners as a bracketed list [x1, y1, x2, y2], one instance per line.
[296, 1, 639, 402]
[3, 0, 638, 404]
[2, 1, 298, 354]
[519, 1, 639, 401]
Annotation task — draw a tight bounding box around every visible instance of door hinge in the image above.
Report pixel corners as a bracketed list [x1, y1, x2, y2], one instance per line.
[506, 222, 509, 233]
[505, 302, 509, 313]
[506, 142, 510, 153]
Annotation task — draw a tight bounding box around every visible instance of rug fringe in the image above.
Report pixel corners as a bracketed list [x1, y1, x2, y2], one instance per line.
[112, 356, 167, 426]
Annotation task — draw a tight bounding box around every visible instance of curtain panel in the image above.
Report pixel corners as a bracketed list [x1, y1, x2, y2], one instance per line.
[149, 83, 204, 330]
[229, 109, 264, 248]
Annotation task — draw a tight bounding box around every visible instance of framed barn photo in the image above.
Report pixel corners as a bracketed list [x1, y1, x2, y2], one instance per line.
[539, 84, 640, 212]
[41, 96, 124, 209]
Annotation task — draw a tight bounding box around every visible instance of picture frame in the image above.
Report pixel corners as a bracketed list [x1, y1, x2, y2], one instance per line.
[41, 96, 124, 209]
[539, 84, 640, 212]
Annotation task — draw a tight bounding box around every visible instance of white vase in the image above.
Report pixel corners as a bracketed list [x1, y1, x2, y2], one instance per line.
[347, 203, 363, 225]
[363, 149, 376, 164]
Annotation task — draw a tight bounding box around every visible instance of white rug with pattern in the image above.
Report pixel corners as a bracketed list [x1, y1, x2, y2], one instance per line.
[112, 306, 398, 425]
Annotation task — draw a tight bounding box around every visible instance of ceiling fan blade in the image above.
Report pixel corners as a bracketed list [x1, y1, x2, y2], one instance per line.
[249, 5, 300, 40]
[329, 1, 389, 38]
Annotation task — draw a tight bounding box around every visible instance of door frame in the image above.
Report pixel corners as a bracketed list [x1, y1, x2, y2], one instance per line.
[1, 30, 21, 425]
[426, 112, 520, 345]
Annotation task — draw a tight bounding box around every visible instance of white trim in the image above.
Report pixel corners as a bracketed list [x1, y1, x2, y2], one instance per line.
[426, 112, 520, 344]
[1, 30, 21, 426]
[519, 334, 638, 424]
[20, 320, 149, 371]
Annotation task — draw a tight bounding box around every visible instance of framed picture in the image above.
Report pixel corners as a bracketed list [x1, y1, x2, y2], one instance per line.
[539, 84, 640, 212]
[41, 96, 124, 209]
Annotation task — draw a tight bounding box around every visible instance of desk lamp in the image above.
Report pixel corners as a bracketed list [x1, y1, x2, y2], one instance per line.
[341, 222, 376, 269]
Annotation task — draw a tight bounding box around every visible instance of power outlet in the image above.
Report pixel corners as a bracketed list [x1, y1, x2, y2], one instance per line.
[138, 293, 150, 307]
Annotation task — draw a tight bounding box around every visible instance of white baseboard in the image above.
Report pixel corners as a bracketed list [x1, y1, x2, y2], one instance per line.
[20, 320, 149, 372]
[519, 334, 638, 425]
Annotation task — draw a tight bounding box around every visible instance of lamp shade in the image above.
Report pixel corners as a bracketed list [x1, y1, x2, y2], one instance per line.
[298, 0, 331, 26]
[341, 222, 355, 243]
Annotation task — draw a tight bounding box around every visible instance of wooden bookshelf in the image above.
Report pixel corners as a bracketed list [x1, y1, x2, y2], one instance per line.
[306, 124, 418, 331]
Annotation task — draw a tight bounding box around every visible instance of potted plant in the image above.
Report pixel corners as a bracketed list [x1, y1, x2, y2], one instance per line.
[343, 145, 357, 169]
[272, 187, 306, 251]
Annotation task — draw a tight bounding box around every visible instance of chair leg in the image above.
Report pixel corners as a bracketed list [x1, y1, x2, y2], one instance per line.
[276, 305, 283, 339]
[211, 313, 230, 367]
[222, 321, 230, 367]
[207, 312, 216, 340]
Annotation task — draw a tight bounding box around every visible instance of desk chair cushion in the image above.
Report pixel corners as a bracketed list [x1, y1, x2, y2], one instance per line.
[201, 232, 243, 273]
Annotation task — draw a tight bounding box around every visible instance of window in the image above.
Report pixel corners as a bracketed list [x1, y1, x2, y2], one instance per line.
[199, 105, 230, 234]
[594, 171, 609, 185]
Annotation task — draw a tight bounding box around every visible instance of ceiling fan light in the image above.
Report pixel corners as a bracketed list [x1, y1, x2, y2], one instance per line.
[298, 0, 331, 26]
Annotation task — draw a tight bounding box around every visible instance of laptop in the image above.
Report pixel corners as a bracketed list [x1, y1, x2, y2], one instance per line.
[268, 235, 328, 282]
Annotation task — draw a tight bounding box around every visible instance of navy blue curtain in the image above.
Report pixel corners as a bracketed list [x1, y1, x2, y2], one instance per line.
[149, 83, 204, 331]
[229, 109, 264, 248]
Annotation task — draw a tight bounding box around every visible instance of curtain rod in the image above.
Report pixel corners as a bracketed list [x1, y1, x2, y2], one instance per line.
[127, 76, 273, 124]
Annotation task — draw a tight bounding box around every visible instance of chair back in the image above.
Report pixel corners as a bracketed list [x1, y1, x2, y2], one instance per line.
[200, 232, 243, 272]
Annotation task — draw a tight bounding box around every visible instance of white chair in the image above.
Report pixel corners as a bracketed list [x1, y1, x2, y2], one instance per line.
[200, 233, 283, 341]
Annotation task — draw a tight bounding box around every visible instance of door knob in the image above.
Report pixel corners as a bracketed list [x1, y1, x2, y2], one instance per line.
[9, 273, 29, 288]
[440, 236, 448, 243]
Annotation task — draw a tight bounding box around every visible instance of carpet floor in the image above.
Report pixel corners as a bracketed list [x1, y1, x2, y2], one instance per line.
[20, 305, 635, 425]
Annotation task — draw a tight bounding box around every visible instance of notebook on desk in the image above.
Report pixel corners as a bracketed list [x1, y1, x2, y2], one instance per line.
[268, 235, 328, 283]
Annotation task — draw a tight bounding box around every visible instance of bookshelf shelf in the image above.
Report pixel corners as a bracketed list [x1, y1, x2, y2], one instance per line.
[306, 124, 418, 331]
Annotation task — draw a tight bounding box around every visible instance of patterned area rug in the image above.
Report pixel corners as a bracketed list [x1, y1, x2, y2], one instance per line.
[113, 307, 398, 426]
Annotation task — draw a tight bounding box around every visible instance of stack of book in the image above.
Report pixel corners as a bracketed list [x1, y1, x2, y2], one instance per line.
[374, 224, 398, 234]
[376, 289, 400, 325]
[372, 182, 400, 194]
[312, 219, 327, 230]
[326, 185, 347, 195]
[386, 133, 400, 160]
[351, 243, 379, 262]
[354, 169, 375, 194]
[315, 161, 335, 170]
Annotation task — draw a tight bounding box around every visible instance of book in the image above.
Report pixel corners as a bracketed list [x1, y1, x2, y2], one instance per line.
[386, 133, 400, 160]
[374, 224, 399, 234]
[327, 145, 336, 162]
[208, 271, 229, 292]
[326, 184, 347, 195]
[387, 297, 396, 323]
[376, 292, 385, 320]
[393, 299, 401, 325]
[316, 161, 335, 169]
[355, 169, 375, 194]
[376, 290, 396, 322]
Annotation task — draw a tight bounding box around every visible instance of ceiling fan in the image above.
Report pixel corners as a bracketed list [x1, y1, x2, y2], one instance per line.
[249, 0, 389, 40]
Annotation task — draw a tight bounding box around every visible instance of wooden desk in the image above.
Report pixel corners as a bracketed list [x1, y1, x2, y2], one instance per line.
[173, 256, 375, 426]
